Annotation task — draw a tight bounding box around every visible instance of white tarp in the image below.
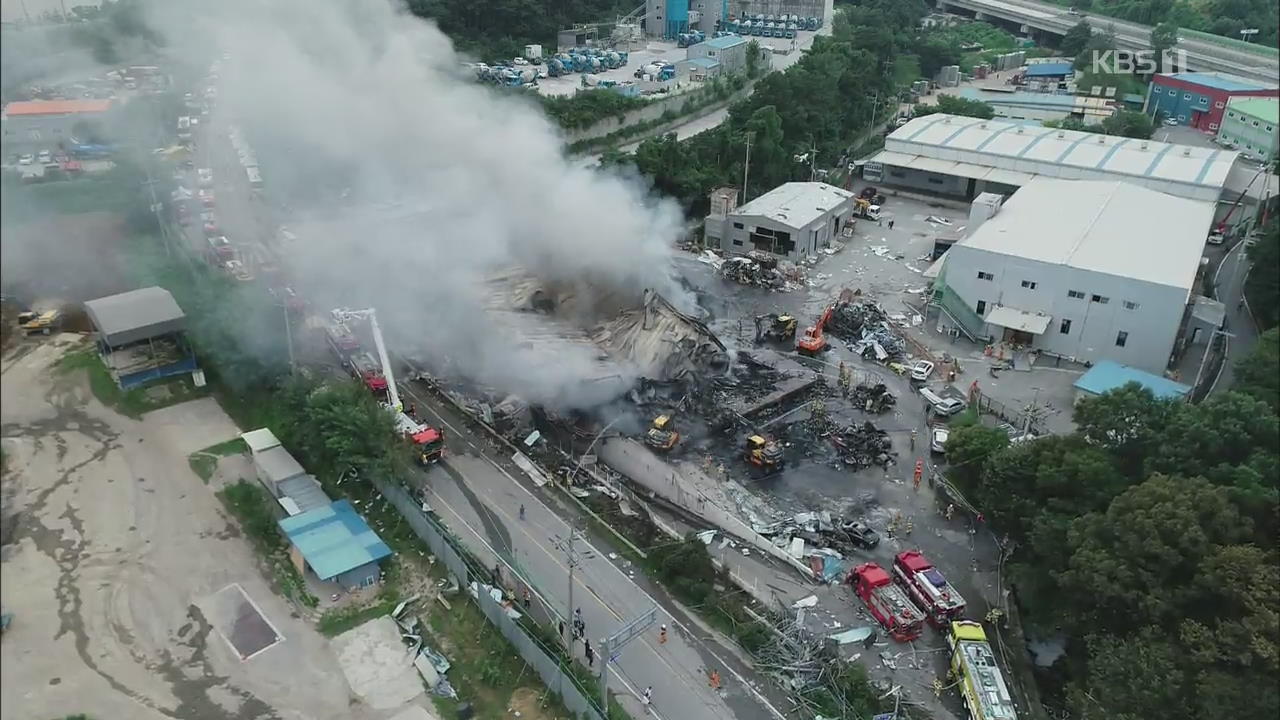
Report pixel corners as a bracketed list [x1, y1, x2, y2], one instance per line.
[985, 305, 1052, 335]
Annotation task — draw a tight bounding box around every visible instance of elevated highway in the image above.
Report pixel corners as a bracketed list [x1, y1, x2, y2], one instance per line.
[937, 0, 1279, 85]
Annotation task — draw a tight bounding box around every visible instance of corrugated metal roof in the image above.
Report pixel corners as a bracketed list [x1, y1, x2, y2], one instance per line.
[277, 474, 330, 514]
[1024, 62, 1072, 77]
[958, 178, 1214, 291]
[3, 99, 112, 116]
[886, 114, 1239, 201]
[1162, 72, 1278, 92]
[84, 287, 186, 347]
[1074, 360, 1191, 399]
[731, 182, 855, 229]
[241, 428, 281, 454]
[256, 446, 306, 484]
[703, 35, 746, 50]
[278, 499, 392, 580]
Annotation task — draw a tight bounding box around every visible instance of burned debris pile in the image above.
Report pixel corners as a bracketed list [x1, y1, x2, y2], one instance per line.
[824, 420, 896, 470]
[721, 254, 785, 289]
[846, 383, 895, 414]
[824, 298, 906, 361]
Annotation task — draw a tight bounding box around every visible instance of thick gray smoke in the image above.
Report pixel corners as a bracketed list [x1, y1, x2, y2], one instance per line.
[154, 0, 691, 408]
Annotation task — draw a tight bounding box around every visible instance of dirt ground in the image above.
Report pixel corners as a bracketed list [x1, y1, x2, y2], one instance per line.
[0, 334, 430, 720]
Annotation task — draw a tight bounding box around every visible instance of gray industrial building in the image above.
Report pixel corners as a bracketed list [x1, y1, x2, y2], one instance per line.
[868, 114, 1239, 205]
[1, 98, 115, 155]
[687, 35, 750, 74]
[705, 181, 856, 260]
[84, 287, 198, 390]
[933, 179, 1216, 374]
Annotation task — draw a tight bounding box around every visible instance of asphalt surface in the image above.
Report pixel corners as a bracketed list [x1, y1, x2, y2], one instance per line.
[395, 373, 787, 720]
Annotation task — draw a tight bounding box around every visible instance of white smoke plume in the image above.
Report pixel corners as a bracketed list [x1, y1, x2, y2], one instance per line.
[151, 0, 692, 408]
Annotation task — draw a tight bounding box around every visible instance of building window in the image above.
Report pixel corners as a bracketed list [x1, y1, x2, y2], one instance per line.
[976, 300, 987, 316]
[1153, 86, 1161, 94]
[1209, 123, 1218, 130]
[732, 238, 743, 246]
[1115, 331, 1128, 347]
[1177, 115, 1186, 121]
[1067, 289, 1085, 299]
[1253, 120, 1260, 127]
[1216, 101, 1225, 109]
[927, 177, 945, 185]
[1059, 318, 1072, 334]
[1123, 300, 1140, 310]
[1183, 93, 1192, 100]
[27, 129, 41, 141]
[733, 222, 744, 229]
[890, 170, 906, 178]
[1020, 280, 1037, 290]
[1091, 294, 1109, 304]
[1268, 126, 1275, 133]
[977, 271, 994, 281]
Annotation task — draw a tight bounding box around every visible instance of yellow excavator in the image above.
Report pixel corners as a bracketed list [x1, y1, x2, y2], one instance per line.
[645, 415, 680, 452]
[744, 434, 785, 472]
[17, 309, 62, 335]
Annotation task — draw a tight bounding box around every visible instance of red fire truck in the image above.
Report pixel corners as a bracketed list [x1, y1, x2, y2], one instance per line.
[850, 562, 924, 642]
[893, 550, 966, 627]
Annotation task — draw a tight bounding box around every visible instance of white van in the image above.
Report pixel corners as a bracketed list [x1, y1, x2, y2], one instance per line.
[920, 388, 966, 416]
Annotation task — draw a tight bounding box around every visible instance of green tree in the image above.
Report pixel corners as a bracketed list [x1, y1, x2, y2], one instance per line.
[1069, 630, 1190, 720]
[1059, 20, 1095, 56]
[942, 424, 1009, 492]
[1148, 391, 1279, 481]
[1234, 328, 1280, 412]
[746, 40, 763, 79]
[1073, 383, 1180, 476]
[913, 95, 996, 119]
[1245, 221, 1279, 329]
[1061, 474, 1250, 632]
[1150, 23, 1180, 72]
[742, 105, 789, 197]
[1100, 109, 1155, 138]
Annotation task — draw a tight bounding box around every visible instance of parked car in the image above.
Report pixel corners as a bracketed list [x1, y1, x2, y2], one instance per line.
[841, 521, 881, 549]
[18, 154, 34, 165]
[36, 150, 52, 164]
[1207, 230, 1225, 245]
[921, 388, 966, 416]
[909, 360, 935, 382]
[1163, 116, 1179, 126]
[930, 426, 949, 454]
[198, 188, 216, 207]
[197, 168, 213, 186]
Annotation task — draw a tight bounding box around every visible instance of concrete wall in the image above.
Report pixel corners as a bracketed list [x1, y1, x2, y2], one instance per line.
[945, 245, 1192, 373]
[882, 163, 973, 199]
[563, 80, 755, 145]
[336, 561, 380, 591]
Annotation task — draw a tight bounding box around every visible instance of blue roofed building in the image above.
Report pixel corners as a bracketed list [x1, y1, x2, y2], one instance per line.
[279, 499, 393, 590]
[1073, 360, 1192, 403]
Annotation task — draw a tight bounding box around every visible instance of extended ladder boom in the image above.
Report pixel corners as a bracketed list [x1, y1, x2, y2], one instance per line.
[365, 310, 400, 412]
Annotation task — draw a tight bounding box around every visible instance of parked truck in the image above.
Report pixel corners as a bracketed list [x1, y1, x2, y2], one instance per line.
[850, 562, 925, 642]
[893, 550, 966, 627]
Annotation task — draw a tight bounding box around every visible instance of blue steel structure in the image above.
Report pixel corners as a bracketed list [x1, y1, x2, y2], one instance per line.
[665, 0, 688, 39]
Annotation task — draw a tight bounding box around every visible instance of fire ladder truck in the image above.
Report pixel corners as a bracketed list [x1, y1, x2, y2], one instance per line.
[329, 308, 445, 465]
[850, 562, 924, 642]
[893, 549, 966, 627]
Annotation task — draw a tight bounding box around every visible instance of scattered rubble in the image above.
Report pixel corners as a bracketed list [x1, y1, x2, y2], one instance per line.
[718, 251, 809, 291]
[823, 298, 908, 361]
[825, 421, 896, 470]
[846, 383, 895, 414]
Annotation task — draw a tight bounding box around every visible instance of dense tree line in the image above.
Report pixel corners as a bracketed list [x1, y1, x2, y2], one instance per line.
[604, 0, 928, 213]
[1065, 0, 1278, 48]
[1245, 221, 1280, 329]
[945, 374, 1279, 719]
[405, 0, 635, 61]
[1043, 109, 1155, 138]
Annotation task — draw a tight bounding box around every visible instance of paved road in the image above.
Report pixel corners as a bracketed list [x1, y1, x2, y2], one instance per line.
[396, 376, 785, 720]
[1210, 237, 1260, 393]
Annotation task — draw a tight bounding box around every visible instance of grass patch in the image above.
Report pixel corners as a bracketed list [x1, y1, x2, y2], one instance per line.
[216, 480, 318, 608]
[188, 437, 250, 483]
[55, 346, 207, 419]
[318, 589, 402, 637]
[188, 454, 218, 483]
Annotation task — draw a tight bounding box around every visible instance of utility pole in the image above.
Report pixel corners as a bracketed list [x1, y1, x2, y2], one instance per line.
[281, 300, 296, 375]
[742, 131, 754, 203]
[1021, 387, 1041, 437]
[550, 523, 593, 650]
[600, 605, 658, 711]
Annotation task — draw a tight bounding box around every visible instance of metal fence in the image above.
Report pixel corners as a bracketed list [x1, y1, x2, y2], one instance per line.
[972, 393, 1047, 437]
[371, 477, 605, 720]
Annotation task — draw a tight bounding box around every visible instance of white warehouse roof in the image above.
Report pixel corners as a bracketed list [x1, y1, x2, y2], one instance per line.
[958, 179, 1215, 292]
[883, 114, 1240, 202]
[732, 182, 854, 230]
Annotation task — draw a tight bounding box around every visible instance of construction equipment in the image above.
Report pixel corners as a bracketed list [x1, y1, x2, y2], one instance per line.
[849, 562, 924, 642]
[644, 414, 680, 452]
[754, 313, 797, 343]
[17, 309, 62, 335]
[893, 550, 966, 627]
[853, 197, 881, 221]
[797, 289, 852, 354]
[331, 308, 401, 411]
[744, 434, 785, 471]
[948, 621, 1019, 720]
[398, 413, 446, 465]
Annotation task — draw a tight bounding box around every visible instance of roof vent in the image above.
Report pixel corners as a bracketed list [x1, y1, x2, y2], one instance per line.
[1140, 140, 1149, 150]
[1097, 136, 1106, 144]
[1056, 131, 1065, 138]
[943, 117, 952, 124]
[979, 122, 988, 129]
[1183, 147, 1192, 156]
[1016, 127, 1025, 134]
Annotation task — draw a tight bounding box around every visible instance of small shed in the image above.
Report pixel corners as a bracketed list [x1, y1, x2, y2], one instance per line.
[253, 445, 306, 497]
[1073, 361, 1191, 403]
[84, 287, 197, 389]
[278, 500, 393, 590]
[240, 428, 282, 454]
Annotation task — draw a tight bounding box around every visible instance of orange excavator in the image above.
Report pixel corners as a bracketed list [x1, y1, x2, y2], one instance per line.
[797, 289, 853, 355]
